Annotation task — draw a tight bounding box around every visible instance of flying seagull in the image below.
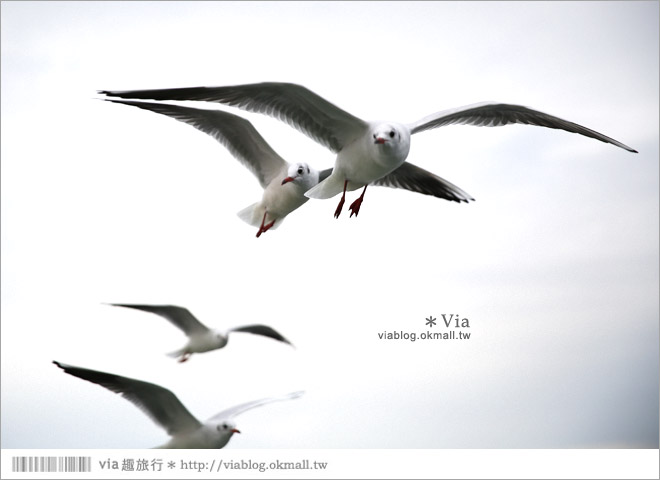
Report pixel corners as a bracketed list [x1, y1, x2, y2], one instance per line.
[109, 303, 293, 362]
[103, 99, 324, 237]
[102, 99, 474, 232]
[99, 83, 637, 218]
[53, 360, 303, 448]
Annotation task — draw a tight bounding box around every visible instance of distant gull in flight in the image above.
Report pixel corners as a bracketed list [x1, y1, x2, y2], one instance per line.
[100, 83, 637, 218]
[109, 303, 293, 362]
[103, 99, 474, 233]
[53, 360, 303, 448]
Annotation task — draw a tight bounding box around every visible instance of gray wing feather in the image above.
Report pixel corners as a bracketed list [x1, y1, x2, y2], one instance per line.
[99, 83, 369, 153]
[409, 102, 637, 153]
[53, 361, 202, 435]
[104, 100, 287, 187]
[373, 162, 474, 203]
[109, 303, 209, 336]
[318, 168, 333, 183]
[229, 324, 293, 346]
[207, 391, 304, 423]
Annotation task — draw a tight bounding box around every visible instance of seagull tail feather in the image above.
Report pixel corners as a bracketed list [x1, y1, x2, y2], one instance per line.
[237, 202, 264, 228]
[166, 348, 186, 359]
[237, 203, 283, 230]
[304, 173, 347, 199]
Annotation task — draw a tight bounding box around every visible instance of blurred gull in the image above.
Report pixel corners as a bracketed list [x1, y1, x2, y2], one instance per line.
[53, 361, 303, 448]
[109, 303, 293, 363]
[102, 99, 474, 230]
[100, 83, 637, 218]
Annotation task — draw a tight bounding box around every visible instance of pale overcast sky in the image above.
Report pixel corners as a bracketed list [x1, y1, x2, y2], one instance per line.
[1, 1, 658, 453]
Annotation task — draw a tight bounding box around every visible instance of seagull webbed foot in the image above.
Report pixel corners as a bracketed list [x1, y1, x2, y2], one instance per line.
[334, 180, 349, 219]
[349, 198, 363, 217]
[256, 211, 276, 238]
[256, 220, 275, 238]
[349, 185, 368, 218]
[334, 197, 345, 219]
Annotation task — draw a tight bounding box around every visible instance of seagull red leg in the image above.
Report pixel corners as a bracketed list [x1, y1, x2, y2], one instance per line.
[256, 211, 276, 238]
[178, 353, 191, 363]
[349, 185, 368, 217]
[334, 180, 348, 218]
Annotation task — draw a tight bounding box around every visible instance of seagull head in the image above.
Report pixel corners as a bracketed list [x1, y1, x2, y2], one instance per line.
[216, 420, 241, 437]
[370, 122, 411, 164]
[372, 124, 401, 145]
[281, 162, 319, 189]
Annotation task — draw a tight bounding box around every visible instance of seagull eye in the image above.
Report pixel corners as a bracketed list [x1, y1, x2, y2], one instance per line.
[297, 167, 304, 175]
[389, 131, 395, 138]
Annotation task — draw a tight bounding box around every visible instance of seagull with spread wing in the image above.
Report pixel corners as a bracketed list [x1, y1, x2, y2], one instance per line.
[53, 361, 303, 448]
[103, 99, 323, 237]
[109, 303, 293, 362]
[100, 83, 637, 218]
[103, 99, 474, 234]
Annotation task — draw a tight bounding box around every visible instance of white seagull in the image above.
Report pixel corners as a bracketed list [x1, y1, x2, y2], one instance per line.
[104, 99, 322, 237]
[109, 303, 293, 363]
[100, 83, 637, 218]
[103, 99, 474, 232]
[53, 360, 303, 448]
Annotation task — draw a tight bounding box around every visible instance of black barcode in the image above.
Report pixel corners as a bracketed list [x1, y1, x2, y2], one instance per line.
[11, 456, 91, 473]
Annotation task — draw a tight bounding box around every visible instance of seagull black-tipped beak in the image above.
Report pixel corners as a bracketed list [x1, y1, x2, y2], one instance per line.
[281, 176, 295, 185]
[231, 428, 241, 434]
[374, 137, 387, 145]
